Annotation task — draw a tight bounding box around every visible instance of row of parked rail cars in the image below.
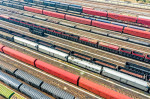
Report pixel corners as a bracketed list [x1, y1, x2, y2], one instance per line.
[24, 0, 150, 27]
[0, 14, 150, 64]
[0, 26, 150, 94]
[0, 4, 149, 48]
[0, 83, 25, 99]
[1, 0, 150, 39]
[0, 64, 75, 99]
[0, 44, 131, 99]
[0, 71, 51, 99]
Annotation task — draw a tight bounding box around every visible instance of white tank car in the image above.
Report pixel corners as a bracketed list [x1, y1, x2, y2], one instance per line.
[14, 36, 38, 50]
[68, 56, 102, 73]
[102, 67, 150, 91]
[38, 44, 68, 61]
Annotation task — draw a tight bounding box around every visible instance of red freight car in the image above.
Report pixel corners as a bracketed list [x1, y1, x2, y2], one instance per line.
[43, 10, 65, 19]
[137, 18, 150, 27]
[24, 6, 43, 14]
[123, 27, 150, 39]
[35, 60, 79, 85]
[83, 8, 107, 17]
[108, 44, 119, 51]
[108, 13, 137, 22]
[65, 15, 92, 25]
[0, 15, 10, 19]
[79, 78, 131, 99]
[2, 47, 37, 66]
[92, 21, 123, 32]
[0, 44, 5, 52]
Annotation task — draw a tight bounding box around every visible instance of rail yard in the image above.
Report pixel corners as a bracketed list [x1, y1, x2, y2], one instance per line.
[0, 0, 150, 99]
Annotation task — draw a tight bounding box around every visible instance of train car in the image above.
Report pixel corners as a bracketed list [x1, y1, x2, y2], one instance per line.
[92, 21, 123, 32]
[102, 67, 149, 91]
[41, 82, 75, 99]
[0, 84, 14, 99]
[119, 48, 132, 57]
[0, 64, 17, 75]
[38, 44, 69, 61]
[0, 32, 14, 41]
[0, 84, 25, 99]
[137, 18, 150, 27]
[43, 10, 65, 19]
[108, 44, 119, 53]
[123, 27, 150, 39]
[68, 5, 82, 12]
[65, 15, 92, 25]
[88, 39, 98, 47]
[125, 62, 150, 76]
[14, 70, 43, 88]
[78, 78, 131, 99]
[69, 34, 79, 42]
[132, 51, 145, 61]
[14, 36, 38, 50]
[2, 47, 37, 66]
[82, 8, 107, 17]
[108, 13, 137, 22]
[19, 84, 50, 99]
[98, 42, 109, 51]
[56, 3, 69, 10]
[129, 25, 146, 31]
[128, 39, 150, 46]
[35, 60, 79, 85]
[68, 56, 102, 73]
[79, 37, 89, 45]
[12, 4, 24, 10]
[0, 71, 22, 89]
[24, 6, 43, 14]
[108, 34, 128, 41]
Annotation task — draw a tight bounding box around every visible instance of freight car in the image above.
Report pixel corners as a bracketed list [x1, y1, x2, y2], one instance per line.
[0, 64, 75, 99]
[0, 71, 50, 99]
[1, 1, 150, 39]
[1, 14, 150, 64]
[0, 83, 25, 99]
[0, 28, 150, 94]
[0, 44, 131, 99]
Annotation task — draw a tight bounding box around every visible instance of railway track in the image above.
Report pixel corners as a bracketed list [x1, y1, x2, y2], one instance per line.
[55, 0, 150, 16]
[0, 70, 54, 99]
[0, 0, 150, 97]
[0, 13, 150, 99]
[1, 4, 150, 46]
[2, 20, 150, 71]
[12, 0, 150, 28]
[0, 37, 149, 99]
[0, 8, 148, 65]
[0, 43, 102, 99]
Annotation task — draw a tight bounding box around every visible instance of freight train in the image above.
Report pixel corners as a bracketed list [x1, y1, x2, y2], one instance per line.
[0, 64, 75, 99]
[0, 44, 131, 99]
[0, 14, 150, 65]
[1, 0, 150, 39]
[0, 26, 150, 94]
[23, 0, 150, 27]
